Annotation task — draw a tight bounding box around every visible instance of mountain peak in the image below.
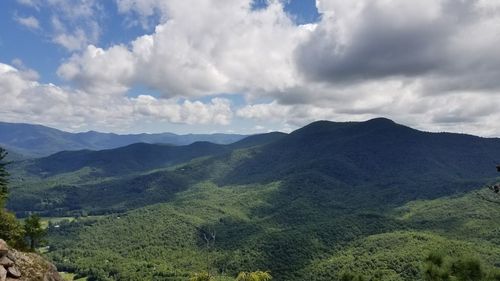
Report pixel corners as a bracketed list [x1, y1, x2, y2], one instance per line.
[291, 117, 400, 137]
[364, 117, 396, 125]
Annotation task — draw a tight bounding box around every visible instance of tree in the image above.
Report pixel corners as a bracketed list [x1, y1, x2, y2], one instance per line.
[422, 252, 500, 281]
[0, 147, 25, 248]
[0, 210, 25, 248]
[190, 272, 215, 281]
[0, 148, 9, 208]
[235, 271, 272, 281]
[449, 258, 483, 281]
[340, 272, 366, 281]
[423, 252, 449, 281]
[24, 214, 46, 250]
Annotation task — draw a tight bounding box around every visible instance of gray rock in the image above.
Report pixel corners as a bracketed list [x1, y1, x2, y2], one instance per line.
[0, 240, 8, 257]
[0, 266, 6, 281]
[5, 253, 15, 262]
[0, 256, 14, 267]
[6, 266, 20, 278]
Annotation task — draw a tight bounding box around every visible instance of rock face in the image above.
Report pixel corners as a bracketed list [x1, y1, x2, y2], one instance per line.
[0, 240, 63, 281]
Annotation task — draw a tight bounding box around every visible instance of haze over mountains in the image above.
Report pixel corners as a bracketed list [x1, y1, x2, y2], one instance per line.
[0, 121, 246, 158]
[4, 118, 500, 281]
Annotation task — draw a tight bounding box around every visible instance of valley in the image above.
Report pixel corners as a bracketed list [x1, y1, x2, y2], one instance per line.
[4, 118, 500, 281]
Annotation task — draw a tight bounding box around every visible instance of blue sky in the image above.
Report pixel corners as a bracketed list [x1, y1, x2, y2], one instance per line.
[1, 0, 500, 136]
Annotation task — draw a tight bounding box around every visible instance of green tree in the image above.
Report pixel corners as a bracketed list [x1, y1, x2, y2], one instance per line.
[190, 272, 215, 281]
[235, 271, 272, 281]
[340, 272, 366, 281]
[422, 252, 500, 281]
[423, 252, 450, 281]
[0, 210, 25, 248]
[24, 213, 46, 250]
[449, 258, 483, 281]
[0, 148, 9, 207]
[0, 147, 25, 248]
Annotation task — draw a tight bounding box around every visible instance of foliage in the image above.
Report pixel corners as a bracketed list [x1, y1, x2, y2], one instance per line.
[0, 147, 25, 248]
[423, 252, 500, 281]
[0, 147, 9, 207]
[235, 271, 272, 281]
[24, 213, 47, 250]
[190, 272, 215, 281]
[339, 272, 366, 281]
[6, 119, 500, 280]
[0, 209, 25, 248]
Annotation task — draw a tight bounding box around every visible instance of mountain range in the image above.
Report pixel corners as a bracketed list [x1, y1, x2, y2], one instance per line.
[0, 121, 246, 158]
[4, 118, 500, 281]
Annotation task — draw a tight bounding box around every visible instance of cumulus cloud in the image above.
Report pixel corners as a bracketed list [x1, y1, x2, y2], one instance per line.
[296, 0, 500, 91]
[58, 0, 308, 97]
[115, 0, 169, 29]
[258, 0, 500, 135]
[0, 62, 234, 131]
[8, 0, 500, 135]
[133, 96, 232, 125]
[57, 45, 136, 95]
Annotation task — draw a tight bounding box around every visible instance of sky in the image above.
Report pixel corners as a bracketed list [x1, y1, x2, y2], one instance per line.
[1, 0, 500, 136]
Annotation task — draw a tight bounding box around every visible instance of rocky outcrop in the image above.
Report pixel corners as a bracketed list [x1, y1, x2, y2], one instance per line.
[0, 240, 63, 281]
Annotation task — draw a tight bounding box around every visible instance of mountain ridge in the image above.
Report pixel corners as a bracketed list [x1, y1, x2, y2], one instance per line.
[5, 117, 500, 281]
[0, 121, 247, 158]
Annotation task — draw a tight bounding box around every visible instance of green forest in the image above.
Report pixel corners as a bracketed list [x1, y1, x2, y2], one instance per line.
[2, 119, 500, 281]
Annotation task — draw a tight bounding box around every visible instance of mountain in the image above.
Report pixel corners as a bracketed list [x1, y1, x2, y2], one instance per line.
[12, 131, 287, 179]
[0, 121, 246, 158]
[6, 118, 500, 281]
[7, 132, 287, 215]
[228, 117, 500, 181]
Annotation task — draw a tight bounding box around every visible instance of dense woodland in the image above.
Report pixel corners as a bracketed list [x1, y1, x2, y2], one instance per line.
[1, 119, 500, 281]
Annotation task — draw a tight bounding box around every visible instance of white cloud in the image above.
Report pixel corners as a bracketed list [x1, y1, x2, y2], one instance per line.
[0, 62, 234, 131]
[14, 15, 40, 30]
[133, 95, 232, 125]
[8, 0, 500, 136]
[19, 0, 103, 51]
[57, 45, 136, 95]
[58, 0, 308, 98]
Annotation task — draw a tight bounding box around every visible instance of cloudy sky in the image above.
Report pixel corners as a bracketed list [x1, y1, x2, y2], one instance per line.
[1, 0, 500, 135]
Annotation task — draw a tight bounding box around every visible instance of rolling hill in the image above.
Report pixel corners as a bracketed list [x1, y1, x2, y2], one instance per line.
[7, 132, 287, 216]
[5, 118, 500, 281]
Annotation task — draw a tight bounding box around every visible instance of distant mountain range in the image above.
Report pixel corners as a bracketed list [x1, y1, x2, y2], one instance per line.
[0, 121, 246, 158]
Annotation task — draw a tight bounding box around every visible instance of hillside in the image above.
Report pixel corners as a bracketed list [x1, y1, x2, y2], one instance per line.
[7, 132, 287, 216]
[202, 118, 500, 204]
[0, 121, 246, 158]
[6, 118, 500, 281]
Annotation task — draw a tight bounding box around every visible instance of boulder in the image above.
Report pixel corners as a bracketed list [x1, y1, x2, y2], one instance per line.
[6, 266, 21, 278]
[0, 240, 8, 257]
[0, 266, 6, 281]
[0, 239, 63, 281]
[6, 250, 63, 281]
[5, 253, 15, 263]
[0, 256, 14, 267]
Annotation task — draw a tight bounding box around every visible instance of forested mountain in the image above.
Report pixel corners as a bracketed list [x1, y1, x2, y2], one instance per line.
[217, 118, 500, 201]
[5, 118, 500, 281]
[0, 121, 246, 158]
